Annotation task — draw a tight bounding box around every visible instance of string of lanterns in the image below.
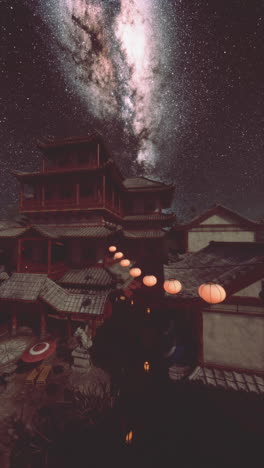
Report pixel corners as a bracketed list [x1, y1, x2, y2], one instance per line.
[108, 245, 226, 304]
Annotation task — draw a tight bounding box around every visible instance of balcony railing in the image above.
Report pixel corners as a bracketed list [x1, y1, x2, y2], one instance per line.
[22, 197, 101, 210]
[21, 197, 122, 214]
[43, 163, 99, 173]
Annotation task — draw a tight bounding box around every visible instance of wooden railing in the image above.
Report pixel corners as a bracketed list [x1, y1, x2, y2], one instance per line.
[22, 198, 101, 210]
[22, 197, 122, 215]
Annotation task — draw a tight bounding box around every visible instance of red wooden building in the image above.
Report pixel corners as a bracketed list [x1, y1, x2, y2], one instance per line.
[0, 133, 175, 337]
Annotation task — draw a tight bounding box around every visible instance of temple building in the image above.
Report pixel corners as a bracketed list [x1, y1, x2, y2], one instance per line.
[0, 133, 175, 337]
[168, 204, 259, 254]
[164, 241, 264, 387]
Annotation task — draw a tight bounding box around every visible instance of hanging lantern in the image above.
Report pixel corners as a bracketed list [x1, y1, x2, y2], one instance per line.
[119, 295, 126, 301]
[198, 283, 226, 304]
[130, 299, 134, 305]
[114, 251, 124, 260]
[144, 361, 150, 372]
[163, 279, 182, 295]
[146, 307, 151, 314]
[125, 430, 133, 445]
[143, 275, 157, 287]
[108, 245, 117, 253]
[129, 267, 142, 278]
[120, 259, 131, 267]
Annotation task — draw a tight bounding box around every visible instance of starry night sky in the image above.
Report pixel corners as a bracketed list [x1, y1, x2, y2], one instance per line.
[1, 0, 264, 221]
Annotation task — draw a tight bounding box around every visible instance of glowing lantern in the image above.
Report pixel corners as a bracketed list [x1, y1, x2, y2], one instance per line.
[125, 430, 133, 445]
[119, 295, 126, 301]
[108, 245, 117, 253]
[143, 275, 157, 287]
[129, 267, 142, 278]
[198, 283, 226, 304]
[146, 307, 151, 314]
[114, 251, 124, 260]
[163, 279, 182, 295]
[130, 299, 134, 305]
[144, 361, 150, 372]
[120, 259, 131, 267]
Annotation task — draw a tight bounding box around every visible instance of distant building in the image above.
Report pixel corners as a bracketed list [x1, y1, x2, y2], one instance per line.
[169, 204, 259, 254]
[164, 241, 264, 380]
[0, 133, 175, 337]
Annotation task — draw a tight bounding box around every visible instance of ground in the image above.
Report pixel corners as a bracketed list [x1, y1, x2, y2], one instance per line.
[0, 332, 111, 468]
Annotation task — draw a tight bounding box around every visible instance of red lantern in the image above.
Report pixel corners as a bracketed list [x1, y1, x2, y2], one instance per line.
[163, 279, 182, 294]
[109, 245, 117, 253]
[198, 283, 226, 304]
[120, 259, 131, 267]
[114, 251, 124, 260]
[129, 267, 142, 278]
[143, 275, 157, 287]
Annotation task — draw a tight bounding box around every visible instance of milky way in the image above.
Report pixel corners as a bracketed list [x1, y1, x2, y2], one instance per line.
[1, 0, 264, 221]
[40, 0, 174, 166]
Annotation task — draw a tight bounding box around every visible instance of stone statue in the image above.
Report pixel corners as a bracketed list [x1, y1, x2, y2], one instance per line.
[74, 325, 93, 351]
[72, 325, 93, 373]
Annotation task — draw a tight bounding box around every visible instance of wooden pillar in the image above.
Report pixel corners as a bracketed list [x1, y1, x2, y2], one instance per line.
[42, 159, 45, 172]
[47, 240, 52, 275]
[76, 183, 80, 206]
[11, 311, 17, 337]
[40, 310, 47, 339]
[41, 184, 45, 208]
[97, 143, 100, 167]
[67, 317, 72, 338]
[102, 175, 106, 207]
[17, 239, 22, 272]
[20, 184, 24, 210]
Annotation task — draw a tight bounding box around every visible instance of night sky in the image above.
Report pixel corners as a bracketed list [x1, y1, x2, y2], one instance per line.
[1, 0, 264, 221]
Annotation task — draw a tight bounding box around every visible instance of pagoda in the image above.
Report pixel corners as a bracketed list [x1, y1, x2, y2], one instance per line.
[0, 133, 175, 338]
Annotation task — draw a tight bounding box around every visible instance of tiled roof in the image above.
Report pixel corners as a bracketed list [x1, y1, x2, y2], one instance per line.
[38, 132, 102, 149]
[0, 227, 27, 238]
[123, 213, 176, 222]
[34, 224, 113, 238]
[106, 262, 134, 290]
[123, 230, 165, 239]
[123, 177, 172, 190]
[0, 272, 9, 281]
[66, 287, 112, 295]
[59, 268, 114, 288]
[189, 366, 264, 394]
[0, 273, 47, 301]
[0, 273, 108, 315]
[174, 204, 258, 230]
[164, 242, 264, 299]
[0, 224, 116, 239]
[41, 279, 108, 315]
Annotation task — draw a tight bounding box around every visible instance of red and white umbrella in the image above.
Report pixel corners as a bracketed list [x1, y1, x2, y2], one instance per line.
[21, 340, 56, 363]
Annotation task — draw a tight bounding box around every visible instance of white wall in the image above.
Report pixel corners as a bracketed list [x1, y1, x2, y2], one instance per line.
[201, 214, 235, 225]
[188, 230, 255, 252]
[203, 310, 264, 371]
[234, 280, 262, 298]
